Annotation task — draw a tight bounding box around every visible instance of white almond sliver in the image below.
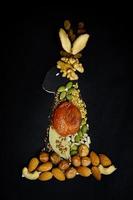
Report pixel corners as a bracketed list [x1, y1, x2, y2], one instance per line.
[59, 28, 71, 53]
[72, 34, 90, 55]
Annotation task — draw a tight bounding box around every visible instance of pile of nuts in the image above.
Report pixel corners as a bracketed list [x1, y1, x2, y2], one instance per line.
[22, 144, 116, 182]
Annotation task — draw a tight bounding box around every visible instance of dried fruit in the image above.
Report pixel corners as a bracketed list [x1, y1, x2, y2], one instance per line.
[22, 167, 40, 180]
[64, 20, 71, 30]
[28, 157, 39, 172]
[72, 34, 89, 55]
[37, 162, 52, 172]
[58, 160, 70, 171]
[91, 166, 101, 181]
[39, 152, 49, 163]
[71, 155, 81, 167]
[59, 28, 71, 53]
[99, 154, 112, 167]
[81, 157, 91, 167]
[78, 144, 89, 157]
[50, 152, 61, 165]
[77, 166, 91, 177]
[98, 164, 117, 175]
[90, 151, 100, 166]
[52, 101, 81, 136]
[65, 167, 77, 179]
[39, 172, 53, 181]
[52, 168, 65, 181]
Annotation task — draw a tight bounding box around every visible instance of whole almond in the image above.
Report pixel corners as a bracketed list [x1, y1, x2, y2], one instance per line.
[52, 168, 65, 181]
[90, 151, 100, 166]
[28, 157, 39, 172]
[91, 166, 101, 181]
[99, 154, 112, 167]
[77, 166, 91, 177]
[39, 152, 49, 163]
[37, 162, 52, 172]
[39, 172, 53, 181]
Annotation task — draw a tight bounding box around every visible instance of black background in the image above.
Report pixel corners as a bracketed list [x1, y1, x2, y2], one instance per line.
[2, 5, 133, 200]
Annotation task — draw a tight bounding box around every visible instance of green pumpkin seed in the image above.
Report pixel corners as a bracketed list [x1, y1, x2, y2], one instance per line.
[57, 86, 66, 93]
[70, 150, 77, 156]
[71, 145, 78, 151]
[66, 94, 72, 101]
[66, 82, 73, 89]
[60, 91, 66, 100]
[75, 135, 81, 143]
[81, 124, 88, 133]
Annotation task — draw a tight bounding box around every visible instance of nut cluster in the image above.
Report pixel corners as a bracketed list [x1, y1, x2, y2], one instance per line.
[22, 144, 116, 182]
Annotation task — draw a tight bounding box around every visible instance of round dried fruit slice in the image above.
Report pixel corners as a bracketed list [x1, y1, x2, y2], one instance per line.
[52, 101, 81, 136]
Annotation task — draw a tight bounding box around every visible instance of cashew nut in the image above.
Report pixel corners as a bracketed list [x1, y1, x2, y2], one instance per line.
[22, 167, 40, 180]
[98, 164, 117, 175]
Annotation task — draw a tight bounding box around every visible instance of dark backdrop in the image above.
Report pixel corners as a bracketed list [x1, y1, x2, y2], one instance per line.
[2, 5, 133, 200]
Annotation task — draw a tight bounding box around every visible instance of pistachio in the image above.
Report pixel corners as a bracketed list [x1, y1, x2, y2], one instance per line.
[71, 145, 78, 151]
[57, 86, 66, 93]
[66, 94, 72, 101]
[70, 150, 78, 156]
[60, 91, 66, 100]
[75, 135, 80, 143]
[66, 81, 73, 89]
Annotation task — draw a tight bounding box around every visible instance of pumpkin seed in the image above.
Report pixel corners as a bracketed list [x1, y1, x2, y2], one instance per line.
[78, 130, 83, 138]
[57, 86, 66, 93]
[66, 82, 73, 89]
[60, 91, 66, 100]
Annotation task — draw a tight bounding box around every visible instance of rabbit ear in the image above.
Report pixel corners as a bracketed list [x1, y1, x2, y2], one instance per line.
[59, 28, 71, 53]
[72, 34, 90, 55]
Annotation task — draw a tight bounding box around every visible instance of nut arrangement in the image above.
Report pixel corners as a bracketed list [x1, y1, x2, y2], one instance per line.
[57, 20, 89, 80]
[22, 20, 117, 183]
[22, 144, 116, 181]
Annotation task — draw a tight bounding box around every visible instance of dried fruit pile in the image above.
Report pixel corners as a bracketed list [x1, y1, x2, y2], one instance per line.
[22, 145, 116, 181]
[22, 20, 117, 182]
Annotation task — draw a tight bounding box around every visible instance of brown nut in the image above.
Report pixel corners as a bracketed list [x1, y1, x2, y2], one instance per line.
[28, 157, 39, 172]
[39, 172, 53, 181]
[50, 152, 61, 165]
[37, 162, 52, 172]
[39, 152, 49, 163]
[90, 151, 100, 166]
[81, 157, 91, 167]
[77, 166, 91, 177]
[78, 144, 89, 157]
[65, 167, 77, 179]
[58, 160, 70, 171]
[71, 155, 81, 167]
[52, 168, 65, 181]
[91, 166, 101, 181]
[99, 154, 112, 167]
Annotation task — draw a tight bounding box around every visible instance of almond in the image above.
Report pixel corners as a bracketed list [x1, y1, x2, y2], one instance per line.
[39, 152, 49, 163]
[28, 157, 39, 172]
[52, 168, 65, 181]
[37, 162, 52, 172]
[59, 28, 71, 53]
[72, 34, 89, 55]
[90, 151, 100, 166]
[77, 166, 91, 177]
[99, 154, 112, 167]
[39, 172, 53, 181]
[91, 166, 101, 181]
